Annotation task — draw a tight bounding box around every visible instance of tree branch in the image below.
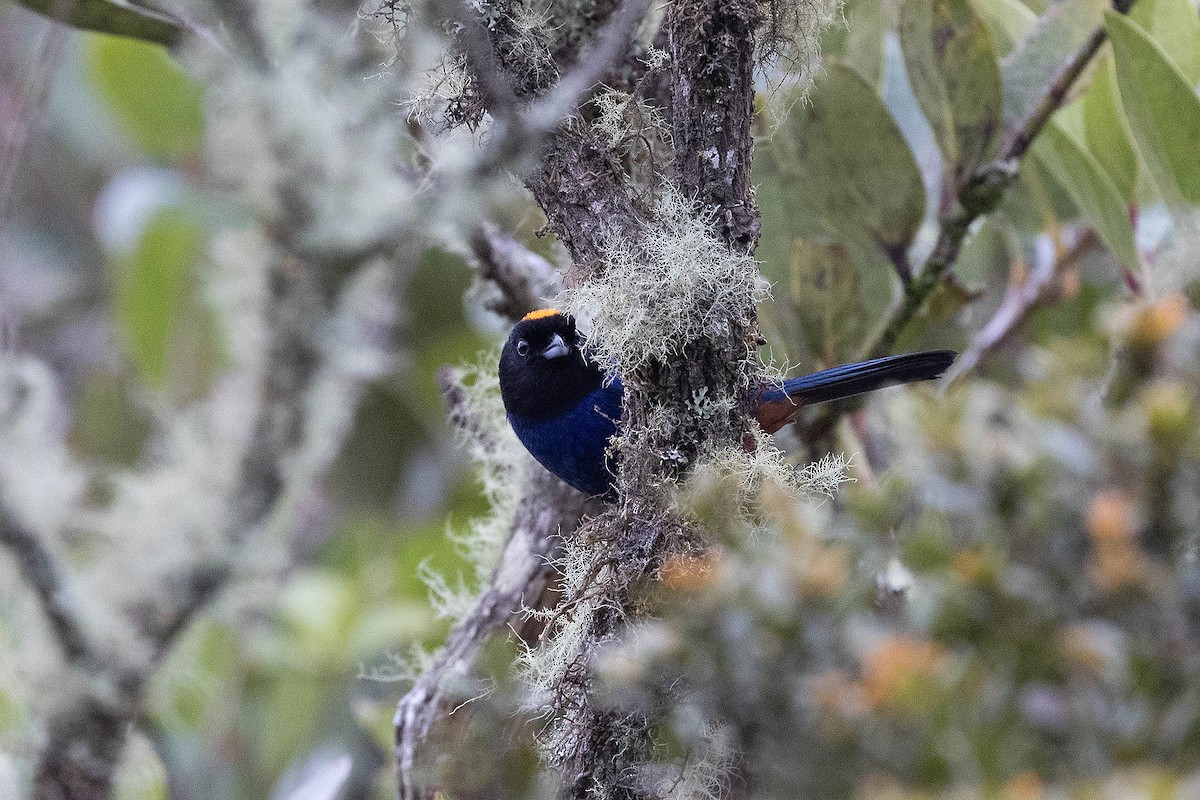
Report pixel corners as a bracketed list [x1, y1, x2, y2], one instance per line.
[431, 1, 652, 273]
[470, 222, 562, 320]
[803, 2, 1134, 443]
[534, 2, 765, 796]
[452, 0, 653, 179]
[395, 373, 590, 800]
[0, 504, 92, 665]
[863, 3, 1129, 362]
[944, 227, 1097, 382]
[399, 2, 762, 797]
[668, 0, 762, 252]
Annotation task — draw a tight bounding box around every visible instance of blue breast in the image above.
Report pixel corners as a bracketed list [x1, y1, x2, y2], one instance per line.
[507, 378, 624, 496]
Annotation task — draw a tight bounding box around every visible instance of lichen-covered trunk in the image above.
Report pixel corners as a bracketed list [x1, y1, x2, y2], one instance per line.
[531, 2, 764, 797]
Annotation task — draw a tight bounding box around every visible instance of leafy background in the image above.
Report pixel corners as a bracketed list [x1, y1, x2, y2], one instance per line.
[2, 0, 1200, 797]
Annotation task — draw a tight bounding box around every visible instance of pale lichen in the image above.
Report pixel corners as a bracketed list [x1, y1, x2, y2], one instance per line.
[759, 0, 842, 82]
[559, 186, 769, 381]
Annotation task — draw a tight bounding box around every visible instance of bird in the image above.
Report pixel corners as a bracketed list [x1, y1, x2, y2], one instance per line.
[498, 308, 955, 497]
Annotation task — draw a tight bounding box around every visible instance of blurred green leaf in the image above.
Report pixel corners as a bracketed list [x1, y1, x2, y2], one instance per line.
[950, 214, 1010, 286]
[999, 149, 1081, 232]
[86, 33, 203, 159]
[1107, 10, 1200, 206]
[112, 734, 168, 800]
[1079, 53, 1139, 201]
[348, 603, 435, 658]
[789, 239, 870, 365]
[251, 676, 325, 790]
[899, 0, 1004, 185]
[148, 619, 239, 732]
[18, 0, 182, 46]
[278, 571, 360, 664]
[115, 208, 203, 387]
[1001, 0, 1107, 126]
[353, 698, 396, 755]
[760, 61, 926, 277]
[1128, 0, 1200, 83]
[895, 274, 981, 351]
[69, 372, 151, 464]
[969, 0, 1037, 55]
[1032, 121, 1138, 268]
[821, 0, 889, 86]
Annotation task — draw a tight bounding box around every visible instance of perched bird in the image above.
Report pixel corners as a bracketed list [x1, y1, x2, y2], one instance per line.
[498, 308, 955, 497]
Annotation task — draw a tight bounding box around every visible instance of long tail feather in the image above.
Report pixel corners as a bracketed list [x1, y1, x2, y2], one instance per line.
[774, 350, 956, 405]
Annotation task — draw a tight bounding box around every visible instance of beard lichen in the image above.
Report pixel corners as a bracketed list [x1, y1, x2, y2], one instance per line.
[559, 186, 770, 384]
[428, 352, 530, 621]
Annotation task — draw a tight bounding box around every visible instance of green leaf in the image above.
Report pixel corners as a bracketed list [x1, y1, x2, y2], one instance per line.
[969, 0, 1037, 56]
[1107, 10, 1200, 206]
[998, 150, 1082, 232]
[821, 0, 889, 86]
[1128, 0, 1200, 84]
[1001, 0, 1107, 126]
[788, 239, 870, 365]
[115, 208, 203, 386]
[1079, 52, 1139, 201]
[894, 275, 983, 351]
[1031, 121, 1138, 268]
[952, 214, 1011, 285]
[17, 0, 182, 46]
[899, 0, 1004, 185]
[759, 61, 927, 278]
[69, 373, 151, 464]
[112, 733, 167, 800]
[86, 34, 204, 160]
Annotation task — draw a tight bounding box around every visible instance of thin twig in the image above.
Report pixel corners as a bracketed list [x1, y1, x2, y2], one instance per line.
[470, 222, 562, 320]
[862, 3, 1129, 362]
[944, 227, 1097, 382]
[804, 2, 1134, 444]
[0, 504, 92, 664]
[395, 460, 586, 800]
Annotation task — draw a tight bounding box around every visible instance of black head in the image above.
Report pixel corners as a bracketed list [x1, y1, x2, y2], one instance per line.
[499, 309, 603, 420]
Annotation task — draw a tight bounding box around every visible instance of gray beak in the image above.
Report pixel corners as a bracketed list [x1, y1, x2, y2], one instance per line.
[541, 333, 569, 359]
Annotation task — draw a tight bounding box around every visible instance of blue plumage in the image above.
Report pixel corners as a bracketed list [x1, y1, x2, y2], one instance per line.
[508, 379, 623, 497]
[498, 310, 954, 498]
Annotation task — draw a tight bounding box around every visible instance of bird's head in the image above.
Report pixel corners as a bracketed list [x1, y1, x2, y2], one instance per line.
[498, 309, 603, 420]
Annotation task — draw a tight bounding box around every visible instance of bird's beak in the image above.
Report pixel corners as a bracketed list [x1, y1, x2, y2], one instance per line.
[541, 333, 569, 359]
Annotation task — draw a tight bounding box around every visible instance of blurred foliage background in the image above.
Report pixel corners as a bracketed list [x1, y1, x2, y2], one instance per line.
[1, 0, 1200, 798]
[0, 6, 496, 797]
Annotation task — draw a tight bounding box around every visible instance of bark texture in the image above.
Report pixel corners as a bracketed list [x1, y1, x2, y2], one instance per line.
[668, 0, 762, 254]
[534, 2, 764, 796]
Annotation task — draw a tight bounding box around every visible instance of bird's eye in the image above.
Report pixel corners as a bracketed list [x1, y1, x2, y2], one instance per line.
[516, 339, 530, 357]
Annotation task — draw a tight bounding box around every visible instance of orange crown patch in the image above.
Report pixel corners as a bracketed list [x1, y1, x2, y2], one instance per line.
[522, 308, 562, 321]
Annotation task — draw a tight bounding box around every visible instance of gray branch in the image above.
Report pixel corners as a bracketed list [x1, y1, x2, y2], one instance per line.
[945, 228, 1097, 382]
[395, 372, 590, 800]
[470, 222, 562, 320]
[0, 505, 92, 665]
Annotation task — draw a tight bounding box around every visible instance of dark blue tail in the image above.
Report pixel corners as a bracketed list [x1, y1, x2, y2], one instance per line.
[762, 350, 956, 406]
